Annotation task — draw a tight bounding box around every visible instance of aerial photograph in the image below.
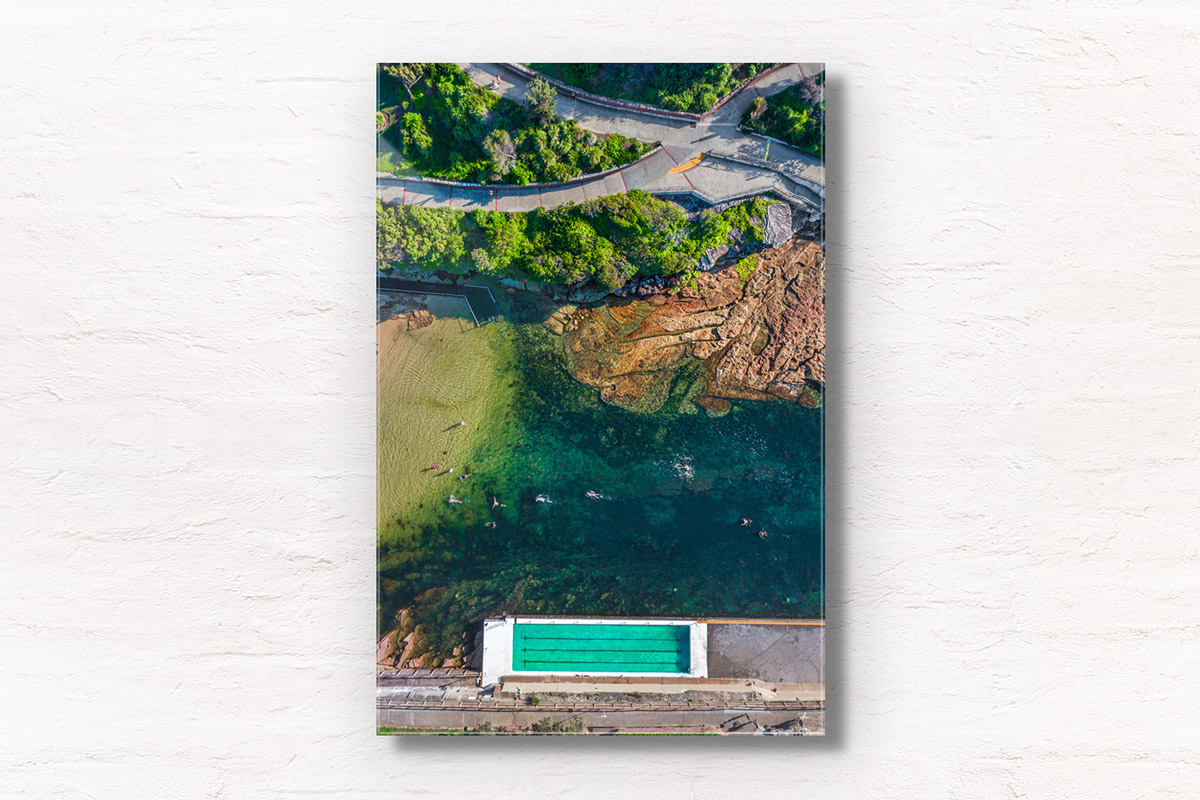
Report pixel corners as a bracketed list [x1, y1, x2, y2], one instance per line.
[376, 62, 826, 735]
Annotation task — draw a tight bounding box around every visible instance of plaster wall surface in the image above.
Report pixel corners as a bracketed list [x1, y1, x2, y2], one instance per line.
[4, 2, 1200, 797]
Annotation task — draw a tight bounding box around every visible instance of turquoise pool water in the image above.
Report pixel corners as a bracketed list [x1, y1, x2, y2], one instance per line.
[512, 624, 690, 673]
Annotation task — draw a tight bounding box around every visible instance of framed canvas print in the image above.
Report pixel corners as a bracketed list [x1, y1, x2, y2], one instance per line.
[376, 63, 825, 735]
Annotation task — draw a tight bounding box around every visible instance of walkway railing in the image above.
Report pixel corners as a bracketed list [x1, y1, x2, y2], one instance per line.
[706, 150, 825, 203]
[377, 277, 501, 326]
[505, 63, 795, 123]
[377, 145, 664, 194]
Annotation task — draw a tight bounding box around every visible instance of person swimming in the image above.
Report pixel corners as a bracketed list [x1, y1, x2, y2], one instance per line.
[740, 518, 752, 526]
[484, 521, 498, 529]
[585, 490, 600, 499]
[535, 495, 553, 503]
[758, 530, 768, 539]
[448, 495, 463, 504]
[491, 496, 500, 508]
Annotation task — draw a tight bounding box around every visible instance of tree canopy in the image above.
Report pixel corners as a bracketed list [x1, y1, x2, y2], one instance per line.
[376, 63, 651, 185]
[377, 191, 774, 291]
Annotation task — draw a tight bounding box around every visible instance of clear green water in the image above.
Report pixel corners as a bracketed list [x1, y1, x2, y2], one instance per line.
[378, 289, 824, 658]
[513, 624, 690, 673]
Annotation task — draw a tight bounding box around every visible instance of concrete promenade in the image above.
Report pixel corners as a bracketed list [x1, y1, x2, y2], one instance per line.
[377, 63, 825, 211]
[378, 704, 824, 733]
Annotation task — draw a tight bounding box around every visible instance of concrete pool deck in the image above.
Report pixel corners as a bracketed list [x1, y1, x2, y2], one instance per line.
[705, 622, 825, 685]
[481, 615, 824, 698]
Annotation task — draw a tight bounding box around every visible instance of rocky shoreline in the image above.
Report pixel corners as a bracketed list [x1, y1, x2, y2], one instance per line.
[551, 234, 824, 415]
[377, 609, 482, 670]
[377, 292, 433, 329]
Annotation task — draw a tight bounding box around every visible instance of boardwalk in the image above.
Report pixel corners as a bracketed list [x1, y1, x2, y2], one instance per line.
[376, 277, 500, 326]
[377, 62, 825, 212]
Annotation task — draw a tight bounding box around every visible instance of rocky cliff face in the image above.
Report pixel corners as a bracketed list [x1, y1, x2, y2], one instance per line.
[557, 236, 824, 414]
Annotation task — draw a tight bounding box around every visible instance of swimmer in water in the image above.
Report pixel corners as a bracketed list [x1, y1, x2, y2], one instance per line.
[740, 518, 751, 526]
[448, 495, 463, 505]
[535, 495, 553, 503]
[585, 490, 601, 499]
[485, 521, 498, 529]
[758, 530, 768, 539]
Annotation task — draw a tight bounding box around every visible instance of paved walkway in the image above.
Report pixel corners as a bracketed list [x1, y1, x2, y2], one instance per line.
[377, 63, 825, 211]
[378, 704, 824, 734]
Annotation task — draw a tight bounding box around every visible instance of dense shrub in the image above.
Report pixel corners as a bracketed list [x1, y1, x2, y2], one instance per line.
[402, 113, 432, 158]
[527, 63, 775, 114]
[376, 199, 467, 271]
[377, 191, 774, 289]
[740, 71, 825, 158]
[377, 63, 651, 184]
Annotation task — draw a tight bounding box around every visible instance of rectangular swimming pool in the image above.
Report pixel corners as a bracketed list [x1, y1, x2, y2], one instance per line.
[512, 623, 691, 673]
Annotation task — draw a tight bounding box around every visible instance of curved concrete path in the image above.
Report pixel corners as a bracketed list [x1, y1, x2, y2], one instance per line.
[377, 63, 825, 211]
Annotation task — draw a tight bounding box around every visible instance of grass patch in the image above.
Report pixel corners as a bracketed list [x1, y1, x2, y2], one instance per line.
[741, 71, 824, 158]
[527, 63, 775, 114]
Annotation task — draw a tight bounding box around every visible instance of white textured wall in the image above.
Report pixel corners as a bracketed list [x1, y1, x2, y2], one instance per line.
[4, 2, 1199, 797]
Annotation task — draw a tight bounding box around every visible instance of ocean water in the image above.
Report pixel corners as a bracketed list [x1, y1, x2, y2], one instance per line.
[378, 289, 824, 657]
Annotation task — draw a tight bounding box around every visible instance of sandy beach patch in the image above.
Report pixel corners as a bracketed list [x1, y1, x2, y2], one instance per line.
[377, 297, 512, 543]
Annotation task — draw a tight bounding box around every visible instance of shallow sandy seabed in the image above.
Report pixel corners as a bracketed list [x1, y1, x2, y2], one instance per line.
[377, 297, 509, 539]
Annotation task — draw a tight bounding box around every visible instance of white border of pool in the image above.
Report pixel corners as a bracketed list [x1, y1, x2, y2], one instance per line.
[480, 617, 708, 687]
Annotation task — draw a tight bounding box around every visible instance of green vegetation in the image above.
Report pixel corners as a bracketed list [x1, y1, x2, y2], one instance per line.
[524, 78, 557, 125]
[527, 694, 542, 707]
[530, 715, 585, 733]
[377, 727, 467, 735]
[377, 192, 774, 291]
[376, 151, 398, 174]
[736, 253, 759, 284]
[741, 71, 825, 158]
[376, 63, 651, 184]
[527, 63, 774, 113]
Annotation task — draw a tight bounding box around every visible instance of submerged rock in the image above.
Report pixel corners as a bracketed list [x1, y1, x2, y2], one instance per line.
[693, 395, 732, 416]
